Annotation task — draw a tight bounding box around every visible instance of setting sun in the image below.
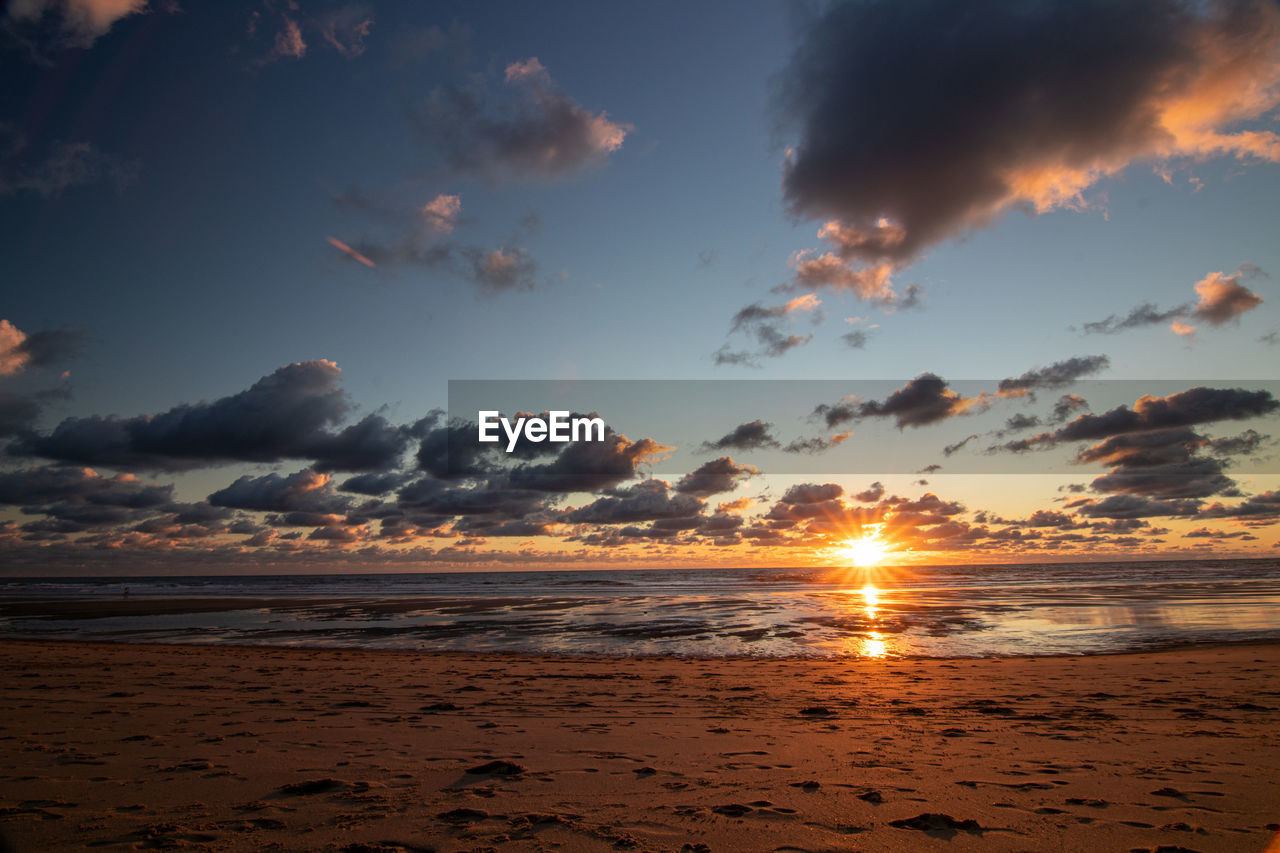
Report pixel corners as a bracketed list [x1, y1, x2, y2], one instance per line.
[845, 536, 888, 567]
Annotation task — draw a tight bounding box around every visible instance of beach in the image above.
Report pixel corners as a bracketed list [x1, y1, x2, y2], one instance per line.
[1, 639, 1277, 852]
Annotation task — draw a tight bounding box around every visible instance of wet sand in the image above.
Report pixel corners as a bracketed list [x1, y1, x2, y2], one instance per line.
[1, 639, 1278, 852]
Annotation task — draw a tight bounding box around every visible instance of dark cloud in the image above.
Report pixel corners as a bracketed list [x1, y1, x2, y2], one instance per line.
[339, 471, 411, 496]
[717, 294, 820, 366]
[778, 482, 843, 505]
[565, 479, 703, 524]
[998, 355, 1109, 395]
[840, 329, 870, 349]
[504, 432, 671, 494]
[9, 361, 411, 473]
[1050, 394, 1090, 424]
[943, 434, 979, 456]
[783, 431, 851, 455]
[1198, 490, 1280, 520]
[413, 57, 631, 183]
[208, 469, 350, 515]
[1207, 429, 1267, 458]
[396, 477, 551, 521]
[1072, 495, 1202, 519]
[0, 391, 43, 438]
[700, 420, 781, 452]
[711, 345, 755, 367]
[1183, 527, 1254, 539]
[13, 326, 87, 368]
[1090, 457, 1236, 500]
[674, 457, 758, 497]
[306, 414, 412, 473]
[0, 465, 171, 508]
[853, 481, 885, 502]
[775, 0, 1280, 293]
[992, 387, 1278, 453]
[816, 374, 990, 429]
[1082, 303, 1189, 335]
[1057, 387, 1278, 443]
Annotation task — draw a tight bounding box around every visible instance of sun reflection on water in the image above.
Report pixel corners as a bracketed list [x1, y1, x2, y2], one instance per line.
[861, 631, 888, 658]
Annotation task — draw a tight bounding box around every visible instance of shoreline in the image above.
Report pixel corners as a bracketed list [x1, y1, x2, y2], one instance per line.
[2, 639, 1278, 851]
[6, 634, 1280, 663]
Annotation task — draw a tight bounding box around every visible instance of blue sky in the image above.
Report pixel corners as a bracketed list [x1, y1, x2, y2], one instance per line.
[2, 0, 1279, 572]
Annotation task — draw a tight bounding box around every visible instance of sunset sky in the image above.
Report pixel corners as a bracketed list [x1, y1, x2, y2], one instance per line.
[3, 0, 1280, 574]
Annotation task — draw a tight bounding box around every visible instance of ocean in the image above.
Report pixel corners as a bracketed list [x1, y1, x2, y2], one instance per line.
[1, 559, 1278, 658]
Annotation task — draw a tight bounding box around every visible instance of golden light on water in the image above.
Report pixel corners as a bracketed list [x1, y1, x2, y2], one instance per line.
[861, 583, 879, 616]
[862, 631, 888, 658]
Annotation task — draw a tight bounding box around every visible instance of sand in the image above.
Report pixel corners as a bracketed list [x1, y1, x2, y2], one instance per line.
[0, 640, 1277, 852]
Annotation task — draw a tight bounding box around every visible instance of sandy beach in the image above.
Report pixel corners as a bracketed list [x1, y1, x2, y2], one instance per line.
[1, 640, 1277, 852]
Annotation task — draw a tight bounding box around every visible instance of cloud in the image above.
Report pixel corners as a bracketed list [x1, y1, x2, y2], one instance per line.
[1083, 265, 1265, 335]
[5, 0, 146, 46]
[272, 15, 306, 59]
[700, 420, 780, 452]
[1198, 489, 1280, 519]
[716, 294, 820, 365]
[0, 320, 87, 376]
[992, 387, 1277, 504]
[464, 246, 536, 292]
[674, 457, 758, 497]
[942, 434, 979, 457]
[1057, 387, 1278, 443]
[853, 481, 885, 502]
[840, 329, 869, 349]
[9, 360, 409, 472]
[1071, 495, 1202, 520]
[1082, 303, 1191, 335]
[209, 468, 349, 515]
[504, 432, 672, 494]
[1190, 264, 1266, 325]
[783, 431, 851, 454]
[815, 373, 991, 429]
[0, 392, 43, 438]
[421, 193, 461, 233]
[1051, 394, 1090, 424]
[0, 128, 139, 198]
[413, 57, 631, 183]
[251, 2, 373, 65]
[998, 355, 1109, 396]
[565, 479, 702, 524]
[0, 465, 168, 507]
[775, 0, 1280, 289]
[778, 483, 843, 505]
[318, 3, 373, 58]
[993, 386, 1278, 454]
[0, 321, 28, 376]
[328, 194, 539, 293]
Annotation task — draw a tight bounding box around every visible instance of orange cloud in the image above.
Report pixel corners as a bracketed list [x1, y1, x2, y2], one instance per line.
[0, 319, 30, 376]
[421, 194, 461, 233]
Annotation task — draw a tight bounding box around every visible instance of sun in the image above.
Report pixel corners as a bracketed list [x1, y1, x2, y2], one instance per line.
[844, 536, 888, 567]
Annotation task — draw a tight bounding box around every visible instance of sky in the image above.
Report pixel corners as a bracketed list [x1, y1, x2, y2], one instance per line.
[2, 0, 1280, 575]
